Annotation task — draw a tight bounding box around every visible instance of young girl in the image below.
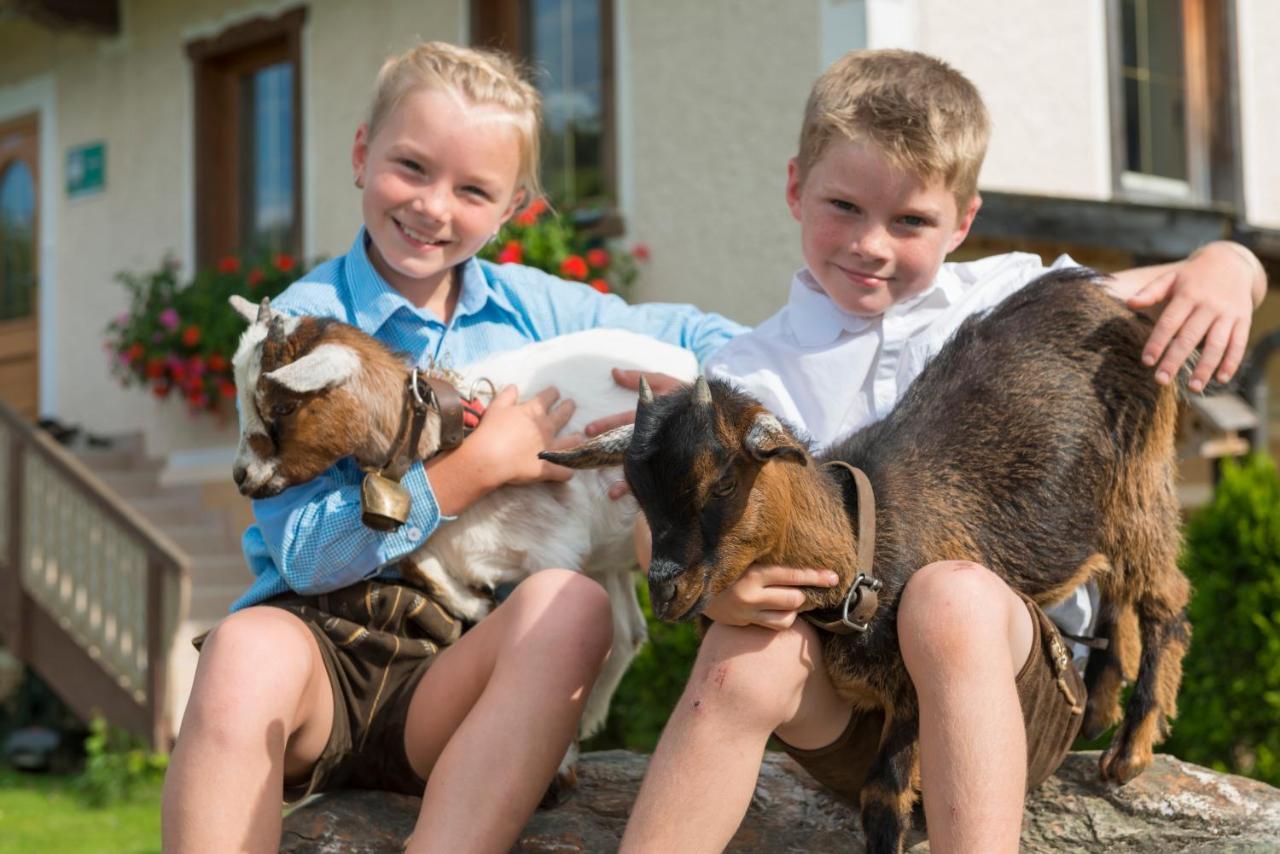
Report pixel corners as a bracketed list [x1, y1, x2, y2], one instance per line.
[161, 42, 743, 853]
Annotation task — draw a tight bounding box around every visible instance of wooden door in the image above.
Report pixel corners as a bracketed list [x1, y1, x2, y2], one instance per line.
[0, 114, 39, 418]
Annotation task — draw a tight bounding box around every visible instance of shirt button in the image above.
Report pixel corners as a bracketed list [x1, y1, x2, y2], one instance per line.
[406, 526, 422, 542]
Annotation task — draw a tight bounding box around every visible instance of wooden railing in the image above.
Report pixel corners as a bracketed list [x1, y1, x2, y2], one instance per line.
[0, 401, 188, 749]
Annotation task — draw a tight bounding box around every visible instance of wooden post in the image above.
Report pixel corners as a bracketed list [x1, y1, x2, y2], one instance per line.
[2, 430, 26, 658]
[146, 553, 169, 750]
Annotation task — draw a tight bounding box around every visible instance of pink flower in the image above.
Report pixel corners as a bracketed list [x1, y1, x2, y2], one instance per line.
[159, 308, 180, 330]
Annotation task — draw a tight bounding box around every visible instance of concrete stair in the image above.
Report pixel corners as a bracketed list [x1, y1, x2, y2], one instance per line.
[72, 434, 252, 736]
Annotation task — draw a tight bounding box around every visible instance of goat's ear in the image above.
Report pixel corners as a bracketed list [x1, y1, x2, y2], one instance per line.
[539, 424, 633, 469]
[229, 294, 261, 324]
[744, 412, 807, 465]
[263, 343, 362, 394]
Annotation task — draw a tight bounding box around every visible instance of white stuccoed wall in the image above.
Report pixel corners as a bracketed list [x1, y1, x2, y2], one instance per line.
[0, 0, 1275, 449]
[1237, 0, 1280, 229]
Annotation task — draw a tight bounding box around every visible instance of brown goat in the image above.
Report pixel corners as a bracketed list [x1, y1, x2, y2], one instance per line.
[544, 269, 1190, 854]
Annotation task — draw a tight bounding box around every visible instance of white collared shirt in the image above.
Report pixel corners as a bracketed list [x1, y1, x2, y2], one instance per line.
[706, 252, 1097, 660]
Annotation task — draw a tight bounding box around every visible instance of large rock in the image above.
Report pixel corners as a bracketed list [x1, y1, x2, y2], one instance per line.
[280, 750, 1280, 852]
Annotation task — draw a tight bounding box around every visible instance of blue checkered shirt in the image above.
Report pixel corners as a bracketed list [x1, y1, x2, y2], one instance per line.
[231, 230, 746, 610]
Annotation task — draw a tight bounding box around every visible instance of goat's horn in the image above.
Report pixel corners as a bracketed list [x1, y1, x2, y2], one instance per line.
[637, 376, 654, 407]
[257, 297, 273, 324]
[268, 315, 287, 344]
[693, 375, 712, 406]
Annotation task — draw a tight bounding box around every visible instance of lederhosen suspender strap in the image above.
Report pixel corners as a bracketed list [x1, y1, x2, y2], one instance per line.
[802, 461, 883, 635]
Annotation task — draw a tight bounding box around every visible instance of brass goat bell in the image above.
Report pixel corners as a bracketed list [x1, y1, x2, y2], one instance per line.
[361, 471, 412, 531]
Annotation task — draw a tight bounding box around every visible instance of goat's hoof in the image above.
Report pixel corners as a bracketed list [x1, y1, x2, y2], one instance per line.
[538, 764, 579, 810]
[1080, 701, 1122, 741]
[1098, 740, 1150, 784]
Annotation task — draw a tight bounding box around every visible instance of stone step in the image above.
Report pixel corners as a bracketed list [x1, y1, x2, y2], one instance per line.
[189, 553, 250, 587]
[66, 430, 148, 467]
[167, 521, 241, 556]
[126, 493, 221, 527]
[187, 583, 244, 622]
[94, 469, 202, 503]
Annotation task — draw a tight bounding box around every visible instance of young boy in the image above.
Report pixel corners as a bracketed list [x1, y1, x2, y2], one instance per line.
[590, 49, 1266, 852]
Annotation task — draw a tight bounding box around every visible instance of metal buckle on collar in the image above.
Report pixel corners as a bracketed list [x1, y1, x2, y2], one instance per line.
[409, 368, 434, 411]
[838, 573, 884, 632]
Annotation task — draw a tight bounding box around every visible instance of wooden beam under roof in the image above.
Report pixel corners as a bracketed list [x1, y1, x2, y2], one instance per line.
[3, 0, 119, 35]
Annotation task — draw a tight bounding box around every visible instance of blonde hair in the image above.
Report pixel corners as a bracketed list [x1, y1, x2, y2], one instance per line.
[366, 41, 543, 204]
[796, 49, 990, 205]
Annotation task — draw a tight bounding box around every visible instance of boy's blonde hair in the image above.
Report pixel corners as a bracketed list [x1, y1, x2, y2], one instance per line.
[367, 41, 543, 204]
[797, 49, 990, 204]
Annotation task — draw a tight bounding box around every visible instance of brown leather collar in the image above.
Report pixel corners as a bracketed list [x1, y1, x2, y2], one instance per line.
[802, 461, 883, 635]
[377, 370, 467, 481]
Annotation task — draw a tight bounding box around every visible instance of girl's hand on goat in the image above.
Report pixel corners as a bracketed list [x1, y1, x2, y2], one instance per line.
[584, 369, 686, 438]
[703, 565, 841, 631]
[466, 385, 579, 487]
[1116, 240, 1263, 393]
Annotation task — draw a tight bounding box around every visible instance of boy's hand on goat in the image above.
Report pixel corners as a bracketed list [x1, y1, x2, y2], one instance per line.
[1114, 240, 1263, 392]
[464, 385, 579, 487]
[702, 565, 841, 631]
[584, 368, 686, 437]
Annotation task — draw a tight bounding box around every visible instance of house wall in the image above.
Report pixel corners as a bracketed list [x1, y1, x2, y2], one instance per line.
[619, 0, 822, 325]
[1237, 0, 1280, 229]
[0, 0, 1276, 455]
[0, 0, 465, 453]
[906, 1, 1112, 201]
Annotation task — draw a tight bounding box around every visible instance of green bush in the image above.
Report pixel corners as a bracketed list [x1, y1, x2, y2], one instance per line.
[73, 717, 168, 808]
[1164, 454, 1280, 784]
[585, 579, 701, 752]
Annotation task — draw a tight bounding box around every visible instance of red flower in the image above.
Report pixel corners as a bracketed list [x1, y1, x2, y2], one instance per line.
[207, 353, 229, 373]
[631, 242, 651, 262]
[181, 325, 201, 347]
[515, 197, 549, 226]
[586, 248, 610, 269]
[496, 240, 523, 265]
[247, 269, 265, 287]
[218, 378, 237, 399]
[168, 361, 187, 382]
[589, 278, 610, 294]
[559, 255, 589, 281]
[145, 358, 165, 379]
[151, 381, 170, 398]
[217, 256, 241, 274]
[274, 253, 296, 273]
[125, 342, 145, 362]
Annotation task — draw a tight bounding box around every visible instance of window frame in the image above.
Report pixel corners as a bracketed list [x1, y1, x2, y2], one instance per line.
[472, 0, 621, 233]
[186, 7, 306, 268]
[1106, 0, 1241, 208]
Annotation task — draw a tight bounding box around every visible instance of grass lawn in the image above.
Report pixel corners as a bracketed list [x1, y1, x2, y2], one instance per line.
[0, 766, 161, 854]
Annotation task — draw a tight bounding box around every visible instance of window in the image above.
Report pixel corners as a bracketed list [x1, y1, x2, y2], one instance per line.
[1109, 0, 1239, 206]
[0, 146, 36, 321]
[473, 0, 617, 217]
[187, 8, 305, 267]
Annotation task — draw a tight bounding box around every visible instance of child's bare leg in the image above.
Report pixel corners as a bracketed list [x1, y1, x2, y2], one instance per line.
[162, 607, 334, 853]
[401, 569, 613, 853]
[898, 561, 1033, 854]
[620, 619, 848, 854]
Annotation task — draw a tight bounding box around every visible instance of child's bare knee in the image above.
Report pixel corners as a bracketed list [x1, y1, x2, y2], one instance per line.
[688, 623, 814, 725]
[512, 569, 614, 659]
[898, 561, 1014, 664]
[190, 608, 318, 722]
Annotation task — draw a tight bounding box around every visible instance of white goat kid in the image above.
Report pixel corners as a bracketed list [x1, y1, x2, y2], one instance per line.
[228, 294, 697, 739]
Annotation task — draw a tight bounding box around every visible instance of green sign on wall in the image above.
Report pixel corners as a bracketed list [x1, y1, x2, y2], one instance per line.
[66, 142, 106, 198]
